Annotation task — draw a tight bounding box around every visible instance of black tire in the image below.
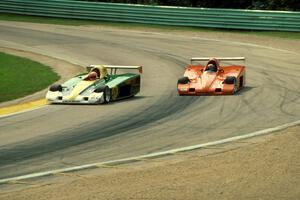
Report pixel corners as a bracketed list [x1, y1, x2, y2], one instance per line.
[223, 76, 238, 94]
[95, 86, 111, 103]
[223, 76, 236, 85]
[103, 86, 111, 103]
[94, 86, 106, 93]
[49, 84, 62, 92]
[177, 77, 190, 84]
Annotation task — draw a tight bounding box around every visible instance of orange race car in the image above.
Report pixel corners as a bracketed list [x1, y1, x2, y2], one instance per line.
[177, 57, 245, 95]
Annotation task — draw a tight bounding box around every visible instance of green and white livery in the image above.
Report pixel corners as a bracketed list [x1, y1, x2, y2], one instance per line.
[46, 65, 142, 104]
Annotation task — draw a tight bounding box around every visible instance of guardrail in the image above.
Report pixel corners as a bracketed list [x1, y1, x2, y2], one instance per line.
[0, 0, 299, 32]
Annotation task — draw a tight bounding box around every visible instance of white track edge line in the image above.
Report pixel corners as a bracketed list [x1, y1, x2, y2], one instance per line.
[0, 119, 299, 184]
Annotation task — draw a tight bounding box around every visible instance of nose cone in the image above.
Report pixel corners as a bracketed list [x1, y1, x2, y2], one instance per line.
[201, 71, 217, 90]
[69, 80, 95, 100]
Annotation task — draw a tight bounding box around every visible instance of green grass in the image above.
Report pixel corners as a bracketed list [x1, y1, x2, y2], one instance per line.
[0, 52, 60, 103]
[0, 13, 299, 40]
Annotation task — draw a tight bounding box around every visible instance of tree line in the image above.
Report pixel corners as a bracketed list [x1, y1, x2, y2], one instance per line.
[79, 0, 300, 11]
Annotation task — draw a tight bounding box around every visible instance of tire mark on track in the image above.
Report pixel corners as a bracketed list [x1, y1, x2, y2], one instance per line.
[0, 93, 198, 174]
[1, 24, 300, 180]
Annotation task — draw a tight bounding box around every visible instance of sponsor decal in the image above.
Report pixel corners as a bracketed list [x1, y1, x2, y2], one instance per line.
[111, 86, 119, 100]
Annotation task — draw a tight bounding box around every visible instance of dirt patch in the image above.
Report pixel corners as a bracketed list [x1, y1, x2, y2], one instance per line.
[0, 126, 299, 200]
[0, 47, 84, 108]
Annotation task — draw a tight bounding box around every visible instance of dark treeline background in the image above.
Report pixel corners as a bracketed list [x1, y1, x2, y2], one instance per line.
[78, 0, 300, 11]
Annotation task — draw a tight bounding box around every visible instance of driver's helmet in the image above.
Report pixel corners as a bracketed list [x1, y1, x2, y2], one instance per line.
[98, 65, 108, 79]
[87, 65, 108, 80]
[207, 63, 217, 72]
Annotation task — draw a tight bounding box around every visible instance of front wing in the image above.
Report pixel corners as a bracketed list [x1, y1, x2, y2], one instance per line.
[46, 91, 105, 104]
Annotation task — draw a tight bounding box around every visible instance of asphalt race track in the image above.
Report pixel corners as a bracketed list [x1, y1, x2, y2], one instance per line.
[0, 22, 299, 179]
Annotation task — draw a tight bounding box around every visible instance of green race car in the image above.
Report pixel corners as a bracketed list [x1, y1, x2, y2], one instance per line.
[46, 65, 142, 104]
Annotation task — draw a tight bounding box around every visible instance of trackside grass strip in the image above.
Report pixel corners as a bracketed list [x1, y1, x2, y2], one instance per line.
[0, 52, 59, 103]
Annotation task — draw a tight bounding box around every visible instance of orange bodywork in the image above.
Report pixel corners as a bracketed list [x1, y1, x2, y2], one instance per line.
[177, 58, 246, 95]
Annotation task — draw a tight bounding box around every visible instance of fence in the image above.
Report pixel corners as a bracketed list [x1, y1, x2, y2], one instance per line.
[0, 0, 299, 32]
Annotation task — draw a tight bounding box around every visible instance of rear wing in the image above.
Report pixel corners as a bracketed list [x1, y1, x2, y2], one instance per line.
[87, 65, 143, 74]
[191, 57, 245, 64]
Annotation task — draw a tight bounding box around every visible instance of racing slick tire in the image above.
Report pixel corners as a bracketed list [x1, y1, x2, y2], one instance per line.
[104, 86, 111, 103]
[49, 84, 62, 92]
[223, 76, 238, 94]
[95, 86, 111, 103]
[177, 77, 190, 84]
[223, 76, 236, 84]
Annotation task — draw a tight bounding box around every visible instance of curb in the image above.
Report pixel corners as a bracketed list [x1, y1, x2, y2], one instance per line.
[0, 99, 47, 118]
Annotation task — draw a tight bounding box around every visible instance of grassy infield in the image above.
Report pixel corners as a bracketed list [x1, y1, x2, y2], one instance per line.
[0, 13, 299, 103]
[0, 52, 59, 103]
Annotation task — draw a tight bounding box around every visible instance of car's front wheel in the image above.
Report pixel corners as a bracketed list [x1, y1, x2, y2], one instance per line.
[177, 77, 190, 84]
[223, 76, 238, 94]
[49, 84, 62, 92]
[103, 86, 111, 103]
[95, 86, 111, 104]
